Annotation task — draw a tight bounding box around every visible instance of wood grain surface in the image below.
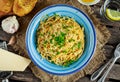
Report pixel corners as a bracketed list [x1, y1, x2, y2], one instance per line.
[0, 0, 120, 82]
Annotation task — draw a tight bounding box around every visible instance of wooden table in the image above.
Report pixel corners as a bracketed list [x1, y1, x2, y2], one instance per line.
[0, 0, 120, 82]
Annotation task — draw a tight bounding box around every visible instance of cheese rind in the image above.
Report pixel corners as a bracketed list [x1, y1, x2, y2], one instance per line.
[0, 48, 31, 71]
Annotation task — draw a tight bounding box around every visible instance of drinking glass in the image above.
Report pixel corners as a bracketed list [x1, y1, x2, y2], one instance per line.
[100, 0, 120, 21]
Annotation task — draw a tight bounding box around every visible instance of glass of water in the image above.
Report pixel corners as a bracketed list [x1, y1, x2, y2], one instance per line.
[100, 0, 120, 21]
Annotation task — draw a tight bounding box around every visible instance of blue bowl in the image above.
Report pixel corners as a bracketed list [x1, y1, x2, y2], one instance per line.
[26, 4, 96, 75]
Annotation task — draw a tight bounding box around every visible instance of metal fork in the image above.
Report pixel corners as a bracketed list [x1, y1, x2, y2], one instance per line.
[91, 43, 120, 82]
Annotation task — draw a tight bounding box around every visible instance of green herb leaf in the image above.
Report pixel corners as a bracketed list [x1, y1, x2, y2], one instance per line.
[49, 23, 52, 26]
[50, 39, 53, 43]
[69, 39, 75, 42]
[39, 33, 44, 36]
[48, 56, 51, 60]
[65, 17, 69, 20]
[52, 34, 55, 38]
[54, 32, 66, 46]
[61, 32, 66, 36]
[52, 13, 59, 20]
[43, 14, 49, 22]
[44, 40, 48, 44]
[78, 42, 81, 49]
[48, 32, 50, 35]
[51, 61, 55, 64]
[64, 60, 75, 67]
[55, 32, 57, 35]
[71, 43, 76, 49]
[56, 51, 60, 55]
[67, 26, 73, 28]
[62, 50, 67, 53]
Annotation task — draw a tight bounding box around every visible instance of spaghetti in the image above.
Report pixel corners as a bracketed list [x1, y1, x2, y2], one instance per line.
[36, 15, 85, 66]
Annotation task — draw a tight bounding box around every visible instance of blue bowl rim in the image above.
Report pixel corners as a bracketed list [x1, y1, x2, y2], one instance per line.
[26, 4, 96, 75]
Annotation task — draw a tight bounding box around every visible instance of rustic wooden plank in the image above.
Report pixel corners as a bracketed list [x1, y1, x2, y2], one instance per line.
[104, 45, 114, 58]
[76, 76, 113, 82]
[76, 77, 95, 82]
[108, 64, 120, 81]
[10, 72, 41, 82]
[0, 68, 40, 82]
[107, 27, 120, 45]
[0, 29, 12, 41]
[104, 45, 120, 64]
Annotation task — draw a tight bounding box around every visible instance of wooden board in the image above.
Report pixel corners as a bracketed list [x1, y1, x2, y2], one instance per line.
[0, 0, 120, 82]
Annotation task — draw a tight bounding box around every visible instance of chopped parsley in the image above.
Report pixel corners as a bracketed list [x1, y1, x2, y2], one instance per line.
[48, 56, 51, 60]
[50, 39, 53, 43]
[71, 43, 76, 49]
[64, 60, 76, 67]
[62, 50, 67, 53]
[44, 40, 48, 44]
[65, 17, 69, 20]
[56, 51, 60, 55]
[69, 39, 75, 42]
[71, 41, 81, 49]
[67, 26, 73, 28]
[54, 32, 66, 46]
[78, 42, 81, 49]
[39, 33, 44, 36]
[52, 13, 59, 20]
[51, 34, 55, 38]
[48, 32, 50, 35]
[61, 32, 66, 36]
[51, 61, 55, 64]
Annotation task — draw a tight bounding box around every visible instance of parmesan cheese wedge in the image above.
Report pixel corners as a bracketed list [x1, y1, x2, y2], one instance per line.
[0, 48, 31, 71]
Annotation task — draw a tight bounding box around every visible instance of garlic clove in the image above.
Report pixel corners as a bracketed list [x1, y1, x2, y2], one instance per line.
[8, 36, 16, 45]
[1, 16, 19, 34]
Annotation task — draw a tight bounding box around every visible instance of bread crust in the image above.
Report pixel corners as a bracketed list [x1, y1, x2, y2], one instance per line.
[0, 0, 37, 17]
[0, 0, 14, 17]
[13, 0, 37, 16]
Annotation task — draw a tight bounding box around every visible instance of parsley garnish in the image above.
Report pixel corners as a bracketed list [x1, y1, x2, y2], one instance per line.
[56, 51, 60, 55]
[69, 39, 75, 42]
[50, 39, 53, 43]
[78, 42, 81, 49]
[54, 32, 66, 46]
[52, 34, 55, 38]
[44, 40, 48, 44]
[64, 60, 75, 67]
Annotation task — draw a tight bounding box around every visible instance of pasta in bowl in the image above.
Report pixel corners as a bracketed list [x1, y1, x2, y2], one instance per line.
[37, 15, 84, 66]
[26, 4, 96, 75]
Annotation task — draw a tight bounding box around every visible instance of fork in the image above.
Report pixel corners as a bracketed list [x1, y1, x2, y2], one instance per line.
[91, 43, 120, 82]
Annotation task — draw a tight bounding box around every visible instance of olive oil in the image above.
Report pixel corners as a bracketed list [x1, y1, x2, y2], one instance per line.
[82, 0, 94, 3]
[78, 0, 100, 5]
